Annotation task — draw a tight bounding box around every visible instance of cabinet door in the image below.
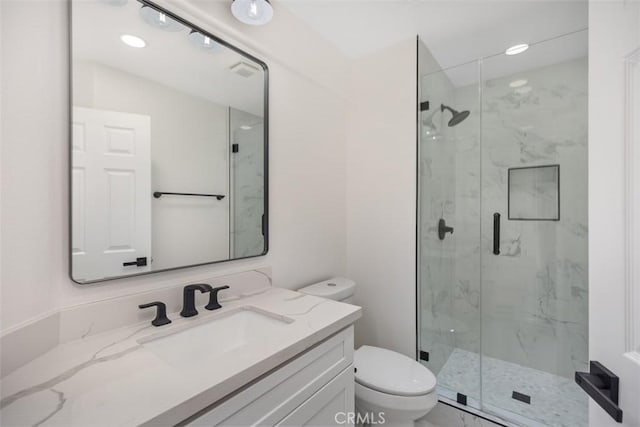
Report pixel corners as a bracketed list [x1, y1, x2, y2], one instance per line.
[184, 326, 354, 426]
[276, 367, 354, 427]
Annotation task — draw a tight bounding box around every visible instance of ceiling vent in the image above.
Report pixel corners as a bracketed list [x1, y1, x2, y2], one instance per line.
[229, 61, 260, 78]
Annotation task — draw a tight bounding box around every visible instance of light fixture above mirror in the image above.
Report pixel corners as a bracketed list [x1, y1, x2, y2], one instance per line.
[231, 0, 273, 26]
[188, 30, 224, 52]
[139, 5, 185, 31]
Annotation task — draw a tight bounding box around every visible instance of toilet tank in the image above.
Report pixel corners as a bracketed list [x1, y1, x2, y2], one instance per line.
[298, 277, 356, 304]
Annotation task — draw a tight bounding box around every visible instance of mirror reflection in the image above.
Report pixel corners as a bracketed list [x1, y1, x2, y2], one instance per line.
[70, 0, 268, 284]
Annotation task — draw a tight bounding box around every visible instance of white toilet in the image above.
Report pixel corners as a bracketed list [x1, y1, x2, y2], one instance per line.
[299, 278, 438, 427]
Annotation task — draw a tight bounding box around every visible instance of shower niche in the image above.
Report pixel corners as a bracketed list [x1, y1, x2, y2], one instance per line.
[417, 30, 588, 427]
[508, 164, 560, 221]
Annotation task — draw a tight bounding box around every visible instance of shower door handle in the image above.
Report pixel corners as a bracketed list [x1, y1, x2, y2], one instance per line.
[493, 213, 500, 255]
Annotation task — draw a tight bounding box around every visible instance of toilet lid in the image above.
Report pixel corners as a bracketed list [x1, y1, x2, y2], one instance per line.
[298, 278, 355, 301]
[354, 346, 436, 396]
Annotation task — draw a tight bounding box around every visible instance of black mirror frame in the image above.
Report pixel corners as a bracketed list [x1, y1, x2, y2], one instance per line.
[68, 0, 269, 285]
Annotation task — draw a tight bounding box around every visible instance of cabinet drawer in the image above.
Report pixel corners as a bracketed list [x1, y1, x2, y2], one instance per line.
[186, 326, 354, 426]
[276, 366, 354, 427]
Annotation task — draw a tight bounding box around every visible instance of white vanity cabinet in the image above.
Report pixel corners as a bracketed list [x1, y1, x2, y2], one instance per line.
[183, 326, 355, 427]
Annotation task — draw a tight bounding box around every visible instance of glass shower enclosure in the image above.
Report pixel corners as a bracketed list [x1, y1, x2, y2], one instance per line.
[417, 30, 588, 427]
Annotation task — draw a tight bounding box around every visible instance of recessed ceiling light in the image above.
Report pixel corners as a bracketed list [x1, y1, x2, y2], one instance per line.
[505, 43, 529, 56]
[509, 79, 528, 88]
[120, 34, 146, 48]
[231, 0, 274, 26]
[240, 125, 252, 130]
[515, 86, 533, 95]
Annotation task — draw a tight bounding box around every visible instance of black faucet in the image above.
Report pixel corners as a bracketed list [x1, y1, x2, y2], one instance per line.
[205, 285, 230, 311]
[180, 284, 213, 318]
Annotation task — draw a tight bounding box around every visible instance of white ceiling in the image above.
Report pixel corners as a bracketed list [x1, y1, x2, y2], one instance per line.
[279, 0, 588, 83]
[73, 0, 588, 100]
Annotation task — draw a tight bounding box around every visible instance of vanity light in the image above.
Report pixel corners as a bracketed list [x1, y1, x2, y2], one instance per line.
[231, 0, 274, 26]
[140, 5, 185, 32]
[505, 43, 529, 56]
[509, 79, 528, 88]
[188, 31, 224, 52]
[120, 34, 146, 48]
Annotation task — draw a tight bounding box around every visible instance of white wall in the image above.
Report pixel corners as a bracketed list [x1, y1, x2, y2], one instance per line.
[0, 0, 68, 332]
[588, 1, 640, 426]
[346, 38, 417, 357]
[74, 61, 231, 271]
[0, 0, 349, 332]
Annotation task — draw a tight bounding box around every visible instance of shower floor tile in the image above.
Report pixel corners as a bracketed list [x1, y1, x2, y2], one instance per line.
[437, 349, 588, 427]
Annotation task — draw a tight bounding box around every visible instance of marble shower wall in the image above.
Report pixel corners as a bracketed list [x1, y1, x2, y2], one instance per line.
[455, 56, 589, 379]
[230, 108, 265, 258]
[419, 59, 481, 383]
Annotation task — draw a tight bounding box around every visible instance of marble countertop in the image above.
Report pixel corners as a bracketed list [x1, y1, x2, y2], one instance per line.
[0, 288, 361, 427]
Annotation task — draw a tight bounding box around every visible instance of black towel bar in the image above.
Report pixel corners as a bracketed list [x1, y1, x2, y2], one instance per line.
[153, 192, 225, 200]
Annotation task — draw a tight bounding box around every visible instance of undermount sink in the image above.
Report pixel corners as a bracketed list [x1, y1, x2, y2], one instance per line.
[140, 307, 293, 367]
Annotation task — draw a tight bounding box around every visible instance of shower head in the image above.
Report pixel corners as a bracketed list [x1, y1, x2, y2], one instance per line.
[441, 104, 470, 127]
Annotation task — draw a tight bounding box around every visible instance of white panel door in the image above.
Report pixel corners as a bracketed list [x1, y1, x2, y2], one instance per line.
[72, 107, 151, 281]
[589, 2, 640, 426]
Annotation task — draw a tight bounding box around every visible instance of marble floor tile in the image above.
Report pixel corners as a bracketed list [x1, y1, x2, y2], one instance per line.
[435, 349, 587, 427]
[419, 402, 504, 427]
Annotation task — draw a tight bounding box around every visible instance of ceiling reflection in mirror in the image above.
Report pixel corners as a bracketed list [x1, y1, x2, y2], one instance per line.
[70, 0, 268, 284]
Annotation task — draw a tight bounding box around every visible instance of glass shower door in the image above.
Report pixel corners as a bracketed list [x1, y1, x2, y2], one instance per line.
[479, 31, 588, 427]
[229, 107, 265, 258]
[417, 56, 482, 410]
[418, 30, 589, 427]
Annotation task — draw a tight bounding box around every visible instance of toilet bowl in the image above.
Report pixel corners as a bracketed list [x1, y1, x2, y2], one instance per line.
[298, 278, 438, 427]
[354, 345, 437, 427]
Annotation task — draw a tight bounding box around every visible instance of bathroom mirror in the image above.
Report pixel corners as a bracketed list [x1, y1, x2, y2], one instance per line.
[70, 0, 268, 284]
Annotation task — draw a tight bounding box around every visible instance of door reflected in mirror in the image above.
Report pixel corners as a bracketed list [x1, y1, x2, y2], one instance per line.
[70, 0, 268, 284]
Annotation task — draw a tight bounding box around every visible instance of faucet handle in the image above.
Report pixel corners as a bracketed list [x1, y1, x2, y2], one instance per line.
[205, 285, 230, 311]
[139, 301, 171, 327]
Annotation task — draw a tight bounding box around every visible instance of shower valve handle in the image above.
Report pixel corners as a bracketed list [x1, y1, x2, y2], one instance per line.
[438, 218, 454, 240]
